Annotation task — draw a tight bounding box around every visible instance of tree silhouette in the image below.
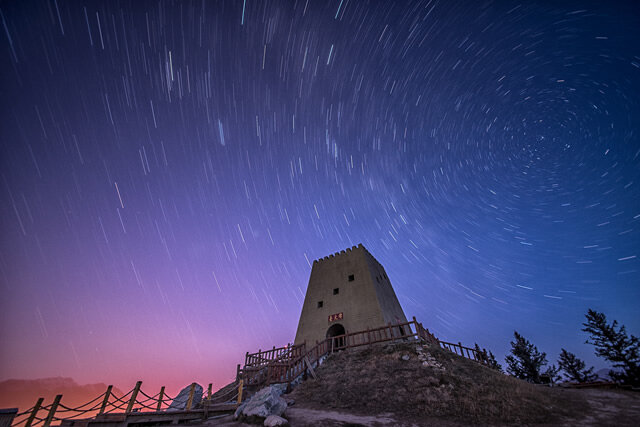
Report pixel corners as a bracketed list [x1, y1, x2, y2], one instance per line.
[557, 349, 597, 383]
[505, 331, 549, 383]
[474, 343, 502, 372]
[582, 309, 640, 386]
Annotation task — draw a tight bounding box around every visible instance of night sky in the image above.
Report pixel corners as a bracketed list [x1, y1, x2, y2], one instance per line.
[1, 0, 639, 395]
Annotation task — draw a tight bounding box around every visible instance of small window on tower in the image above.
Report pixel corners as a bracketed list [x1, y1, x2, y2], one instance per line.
[348, 274, 354, 282]
[317, 301, 323, 308]
[333, 288, 339, 295]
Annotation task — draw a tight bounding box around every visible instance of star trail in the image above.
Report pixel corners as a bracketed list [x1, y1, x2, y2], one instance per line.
[1, 0, 639, 394]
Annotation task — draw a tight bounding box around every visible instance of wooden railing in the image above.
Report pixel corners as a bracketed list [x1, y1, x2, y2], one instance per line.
[244, 343, 306, 368]
[7, 381, 237, 427]
[238, 317, 469, 395]
[439, 341, 488, 363]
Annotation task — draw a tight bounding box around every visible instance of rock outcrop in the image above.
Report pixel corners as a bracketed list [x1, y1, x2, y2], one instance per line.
[234, 384, 287, 423]
[168, 383, 203, 410]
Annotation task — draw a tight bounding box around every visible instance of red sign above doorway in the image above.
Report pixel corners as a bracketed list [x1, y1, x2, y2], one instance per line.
[328, 312, 343, 323]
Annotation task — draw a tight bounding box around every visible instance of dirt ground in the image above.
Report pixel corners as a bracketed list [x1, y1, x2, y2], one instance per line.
[199, 387, 640, 426]
[199, 342, 640, 426]
[199, 409, 463, 426]
[557, 388, 640, 426]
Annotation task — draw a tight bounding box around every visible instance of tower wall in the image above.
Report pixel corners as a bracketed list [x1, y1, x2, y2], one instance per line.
[364, 252, 408, 326]
[293, 244, 408, 346]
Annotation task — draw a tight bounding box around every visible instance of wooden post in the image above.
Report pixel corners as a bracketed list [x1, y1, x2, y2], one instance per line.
[156, 386, 165, 411]
[237, 379, 244, 405]
[25, 397, 43, 427]
[185, 383, 196, 411]
[412, 317, 418, 339]
[207, 383, 212, 400]
[126, 381, 142, 414]
[304, 356, 317, 380]
[98, 385, 112, 415]
[236, 364, 241, 382]
[43, 394, 62, 427]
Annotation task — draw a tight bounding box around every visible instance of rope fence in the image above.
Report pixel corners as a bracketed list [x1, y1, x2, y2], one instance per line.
[7, 380, 217, 427]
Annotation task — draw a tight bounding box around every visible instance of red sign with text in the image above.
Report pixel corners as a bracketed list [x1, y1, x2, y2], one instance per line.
[328, 312, 343, 323]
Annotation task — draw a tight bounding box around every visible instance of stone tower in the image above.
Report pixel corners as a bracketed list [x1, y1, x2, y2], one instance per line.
[294, 244, 408, 346]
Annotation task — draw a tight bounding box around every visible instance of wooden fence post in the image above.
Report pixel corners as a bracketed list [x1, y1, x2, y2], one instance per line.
[237, 379, 244, 405]
[43, 394, 62, 427]
[25, 397, 43, 427]
[126, 381, 142, 414]
[98, 385, 112, 415]
[156, 386, 165, 411]
[185, 383, 196, 411]
[207, 383, 212, 400]
[412, 317, 418, 339]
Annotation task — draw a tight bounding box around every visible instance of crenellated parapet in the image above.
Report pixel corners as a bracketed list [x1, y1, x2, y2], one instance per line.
[312, 243, 364, 264]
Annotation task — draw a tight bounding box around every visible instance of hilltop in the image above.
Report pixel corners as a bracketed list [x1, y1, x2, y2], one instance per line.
[281, 341, 640, 426]
[207, 341, 640, 426]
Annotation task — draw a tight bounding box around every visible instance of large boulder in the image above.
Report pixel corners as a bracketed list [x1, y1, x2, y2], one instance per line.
[168, 383, 203, 410]
[234, 385, 287, 421]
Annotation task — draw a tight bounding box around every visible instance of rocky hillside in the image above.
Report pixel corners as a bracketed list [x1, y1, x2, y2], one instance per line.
[287, 341, 638, 425]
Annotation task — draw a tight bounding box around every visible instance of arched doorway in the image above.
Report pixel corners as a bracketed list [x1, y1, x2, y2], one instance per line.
[326, 323, 346, 351]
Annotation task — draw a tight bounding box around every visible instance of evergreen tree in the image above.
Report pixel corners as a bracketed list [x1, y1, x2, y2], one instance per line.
[557, 349, 597, 383]
[582, 309, 640, 386]
[505, 331, 548, 383]
[474, 343, 503, 372]
[542, 364, 561, 385]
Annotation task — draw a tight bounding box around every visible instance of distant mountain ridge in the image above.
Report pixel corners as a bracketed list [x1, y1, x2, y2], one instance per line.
[0, 377, 124, 413]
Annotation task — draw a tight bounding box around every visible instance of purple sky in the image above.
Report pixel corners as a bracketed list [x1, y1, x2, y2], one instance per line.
[1, 0, 639, 395]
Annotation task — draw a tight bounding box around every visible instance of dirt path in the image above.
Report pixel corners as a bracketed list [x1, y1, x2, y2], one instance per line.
[558, 389, 640, 426]
[285, 407, 400, 426]
[199, 388, 640, 426]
